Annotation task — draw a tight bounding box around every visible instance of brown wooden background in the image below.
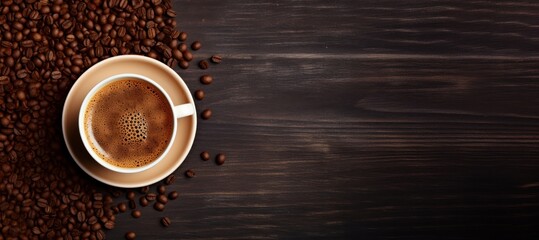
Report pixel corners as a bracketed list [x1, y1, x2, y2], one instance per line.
[105, 0, 539, 239]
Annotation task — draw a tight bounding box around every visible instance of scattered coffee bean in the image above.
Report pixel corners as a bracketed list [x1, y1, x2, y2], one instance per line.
[146, 193, 157, 201]
[199, 60, 209, 69]
[194, 90, 205, 100]
[179, 60, 189, 69]
[154, 202, 165, 211]
[158, 185, 166, 194]
[132, 210, 142, 218]
[140, 186, 150, 194]
[200, 75, 213, 85]
[125, 231, 136, 240]
[179, 31, 188, 41]
[211, 55, 222, 64]
[201, 151, 210, 161]
[216, 153, 226, 165]
[104, 221, 115, 230]
[201, 109, 212, 120]
[161, 217, 171, 227]
[140, 196, 149, 207]
[168, 191, 179, 200]
[183, 51, 193, 61]
[165, 175, 176, 185]
[127, 191, 136, 200]
[129, 200, 136, 209]
[158, 194, 169, 204]
[118, 203, 127, 213]
[191, 41, 202, 50]
[185, 169, 196, 178]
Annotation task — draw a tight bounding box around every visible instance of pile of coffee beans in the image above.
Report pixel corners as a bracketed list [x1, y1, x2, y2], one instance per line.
[0, 0, 227, 238]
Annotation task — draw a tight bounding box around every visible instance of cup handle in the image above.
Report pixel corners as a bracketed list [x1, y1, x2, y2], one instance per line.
[173, 103, 195, 118]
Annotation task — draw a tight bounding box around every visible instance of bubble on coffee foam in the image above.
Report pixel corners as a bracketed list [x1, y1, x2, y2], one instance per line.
[119, 111, 148, 143]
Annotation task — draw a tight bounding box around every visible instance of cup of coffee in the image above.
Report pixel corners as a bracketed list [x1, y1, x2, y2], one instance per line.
[78, 73, 195, 173]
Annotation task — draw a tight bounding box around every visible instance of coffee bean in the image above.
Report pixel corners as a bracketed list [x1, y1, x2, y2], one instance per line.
[179, 31, 188, 41]
[165, 175, 176, 185]
[178, 60, 189, 69]
[172, 49, 183, 60]
[140, 186, 150, 194]
[198, 60, 209, 69]
[200, 75, 213, 85]
[161, 217, 171, 227]
[154, 202, 165, 211]
[211, 55, 222, 64]
[191, 41, 202, 50]
[168, 191, 179, 200]
[129, 200, 136, 209]
[139, 196, 149, 207]
[200, 151, 210, 161]
[118, 202, 127, 212]
[216, 153, 226, 165]
[77, 211, 86, 222]
[131, 210, 141, 218]
[158, 194, 169, 204]
[201, 109, 212, 120]
[104, 221, 115, 230]
[194, 90, 205, 100]
[157, 185, 166, 194]
[125, 231, 136, 240]
[185, 169, 196, 178]
[145, 193, 157, 201]
[127, 191, 136, 200]
[183, 51, 193, 61]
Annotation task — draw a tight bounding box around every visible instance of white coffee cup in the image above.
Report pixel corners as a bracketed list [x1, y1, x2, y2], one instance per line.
[78, 73, 195, 173]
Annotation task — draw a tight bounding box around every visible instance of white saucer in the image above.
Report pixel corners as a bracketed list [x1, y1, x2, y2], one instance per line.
[62, 55, 197, 188]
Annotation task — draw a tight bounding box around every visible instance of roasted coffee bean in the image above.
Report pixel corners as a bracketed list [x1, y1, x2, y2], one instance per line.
[191, 41, 202, 50]
[165, 175, 176, 185]
[172, 49, 183, 60]
[179, 60, 189, 69]
[179, 31, 188, 41]
[131, 210, 141, 218]
[183, 51, 193, 61]
[157, 185, 166, 194]
[154, 202, 165, 211]
[158, 194, 169, 204]
[201, 109, 212, 120]
[104, 221, 115, 230]
[194, 90, 205, 100]
[201, 151, 210, 161]
[199, 60, 209, 69]
[145, 193, 157, 201]
[200, 75, 213, 85]
[125, 231, 136, 240]
[139, 196, 149, 207]
[129, 200, 136, 209]
[168, 191, 179, 200]
[216, 153, 226, 165]
[118, 202, 127, 212]
[185, 169, 196, 178]
[140, 186, 150, 194]
[161, 217, 171, 227]
[127, 191, 136, 200]
[211, 55, 223, 64]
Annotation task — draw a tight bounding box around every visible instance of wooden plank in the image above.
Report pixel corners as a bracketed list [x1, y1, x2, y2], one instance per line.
[107, 0, 539, 239]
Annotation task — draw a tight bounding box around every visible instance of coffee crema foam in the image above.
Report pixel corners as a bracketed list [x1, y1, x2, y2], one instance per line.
[84, 79, 174, 168]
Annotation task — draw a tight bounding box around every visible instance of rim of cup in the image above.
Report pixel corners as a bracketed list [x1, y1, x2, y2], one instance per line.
[78, 73, 178, 174]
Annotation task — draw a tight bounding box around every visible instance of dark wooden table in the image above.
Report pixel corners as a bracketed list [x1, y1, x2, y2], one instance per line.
[108, 0, 539, 239]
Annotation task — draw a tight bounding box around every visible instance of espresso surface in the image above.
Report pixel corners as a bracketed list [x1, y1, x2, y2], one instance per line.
[84, 79, 174, 168]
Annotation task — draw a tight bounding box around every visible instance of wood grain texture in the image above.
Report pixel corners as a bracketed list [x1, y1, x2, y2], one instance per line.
[106, 0, 539, 239]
